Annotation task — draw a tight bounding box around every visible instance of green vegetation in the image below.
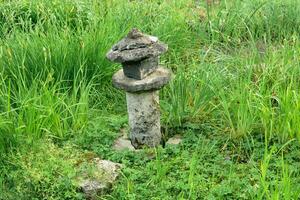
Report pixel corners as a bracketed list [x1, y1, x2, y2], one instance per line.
[1, 0, 300, 199]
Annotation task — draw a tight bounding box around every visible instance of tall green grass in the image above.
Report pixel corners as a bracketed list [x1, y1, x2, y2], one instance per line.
[0, 0, 300, 157]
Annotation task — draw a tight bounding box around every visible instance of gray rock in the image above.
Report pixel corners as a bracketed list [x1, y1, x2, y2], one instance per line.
[106, 28, 168, 63]
[80, 180, 108, 199]
[78, 159, 122, 199]
[112, 67, 172, 93]
[113, 137, 136, 151]
[166, 135, 182, 145]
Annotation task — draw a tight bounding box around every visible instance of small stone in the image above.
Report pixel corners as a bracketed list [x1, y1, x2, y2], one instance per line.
[80, 180, 108, 200]
[78, 159, 122, 199]
[112, 67, 172, 93]
[113, 137, 136, 151]
[96, 159, 122, 179]
[166, 135, 182, 145]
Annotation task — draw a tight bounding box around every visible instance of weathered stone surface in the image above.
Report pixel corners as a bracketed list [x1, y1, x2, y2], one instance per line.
[106, 28, 167, 63]
[80, 180, 108, 200]
[112, 67, 172, 93]
[78, 159, 122, 199]
[107, 43, 167, 63]
[126, 90, 161, 148]
[113, 137, 136, 151]
[166, 135, 182, 145]
[122, 56, 159, 80]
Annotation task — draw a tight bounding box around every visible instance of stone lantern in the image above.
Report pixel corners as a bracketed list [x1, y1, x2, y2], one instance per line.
[106, 28, 171, 149]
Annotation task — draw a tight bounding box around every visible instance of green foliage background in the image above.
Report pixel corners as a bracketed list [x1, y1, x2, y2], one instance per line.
[0, 0, 300, 199]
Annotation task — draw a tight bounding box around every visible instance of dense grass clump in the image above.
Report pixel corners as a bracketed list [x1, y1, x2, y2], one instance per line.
[1, 0, 300, 199]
